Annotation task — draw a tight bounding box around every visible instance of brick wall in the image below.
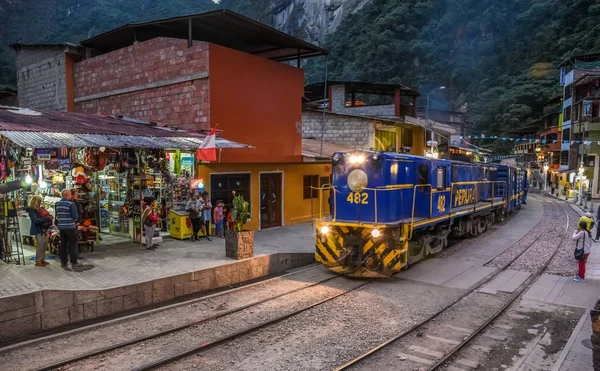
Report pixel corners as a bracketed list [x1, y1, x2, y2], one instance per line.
[302, 110, 375, 148]
[15, 47, 67, 110]
[330, 83, 396, 117]
[74, 38, 210, 130]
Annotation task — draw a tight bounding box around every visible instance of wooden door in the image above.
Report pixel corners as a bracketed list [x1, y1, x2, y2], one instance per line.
[260, 173, 282, 229]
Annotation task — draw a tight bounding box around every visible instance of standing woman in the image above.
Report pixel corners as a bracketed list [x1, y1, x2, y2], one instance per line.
[142, 197, 159, 250]
[27, 195, 53, 267]
[199, 191, 212, 241]
[573, 220, 592, 281]
[186, 193, 201, 241]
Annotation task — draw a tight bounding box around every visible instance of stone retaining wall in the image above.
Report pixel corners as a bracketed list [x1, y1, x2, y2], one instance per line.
[0, 253, 314, 340]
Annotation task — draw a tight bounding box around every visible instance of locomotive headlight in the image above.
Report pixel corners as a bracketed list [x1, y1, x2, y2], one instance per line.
[349, 155, 365, 164]
[371, 229, 380, 238]
[348, 169, 368, 192]
[320, 226, 329, 234]
[372, 153, 380, 161]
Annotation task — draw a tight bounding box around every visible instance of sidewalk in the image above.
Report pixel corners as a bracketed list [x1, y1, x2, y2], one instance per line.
[527, 195, 600, 371]
[0, 223, 315, 297]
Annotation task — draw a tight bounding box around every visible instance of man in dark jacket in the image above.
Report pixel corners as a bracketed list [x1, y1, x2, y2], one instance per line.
[55, 189, 80, 271]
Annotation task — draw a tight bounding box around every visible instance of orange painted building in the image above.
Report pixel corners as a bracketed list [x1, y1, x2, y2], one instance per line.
[66, 10, 331, 230]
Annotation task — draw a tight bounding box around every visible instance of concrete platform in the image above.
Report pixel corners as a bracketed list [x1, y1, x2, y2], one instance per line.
[398, 196, 544, 289]
[0, 223, 316, 340]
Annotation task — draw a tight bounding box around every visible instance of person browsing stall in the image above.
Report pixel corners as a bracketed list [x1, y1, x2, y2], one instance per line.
[186, 193, 202, 242]
[55, 189, 80, 271]
[199, 191, 212, 241]
[27, 195, 53, 267]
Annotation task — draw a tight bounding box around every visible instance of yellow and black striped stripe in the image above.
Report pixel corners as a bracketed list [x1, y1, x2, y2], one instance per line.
[315, 222, 408, 277]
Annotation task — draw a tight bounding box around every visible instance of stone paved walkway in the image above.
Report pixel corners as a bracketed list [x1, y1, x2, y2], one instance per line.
[0, 223, 315, 297]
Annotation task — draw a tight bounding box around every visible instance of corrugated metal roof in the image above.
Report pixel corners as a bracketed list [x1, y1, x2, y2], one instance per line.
[302, 139, 357, 159]
[0, 107, 252, 149]
[0, 131, 248, 150]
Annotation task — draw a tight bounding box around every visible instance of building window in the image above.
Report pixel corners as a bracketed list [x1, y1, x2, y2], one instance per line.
[564, 106, 571, 120]
[401, 127, 413, 147]
[562, 128, 570, 142]
[560, 151, 569, 165]
[303, 175, 319, 199]
[210, 173, 251, 213]
[375, 130, 396, 151]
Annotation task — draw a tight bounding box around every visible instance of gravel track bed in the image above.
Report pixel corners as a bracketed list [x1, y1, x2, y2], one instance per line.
[485, 200, 565, 270]
[0, 266, 337, 370]
[161, 280, 465, 371]
[347, 291, 511, 370]
[56, 276, 365, 371]
[546, 204, 584, 277]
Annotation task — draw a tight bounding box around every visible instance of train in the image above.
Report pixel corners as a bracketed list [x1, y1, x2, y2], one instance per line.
[315, 150, 527, 278]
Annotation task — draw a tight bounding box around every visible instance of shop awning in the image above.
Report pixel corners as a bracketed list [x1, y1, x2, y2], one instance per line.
[0, 107, 252, 150]
[0, 131, 248, 150]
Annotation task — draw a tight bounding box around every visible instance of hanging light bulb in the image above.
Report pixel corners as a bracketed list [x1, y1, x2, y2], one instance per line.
[39, 180, 48, 189]
[25, 175, 32, 184]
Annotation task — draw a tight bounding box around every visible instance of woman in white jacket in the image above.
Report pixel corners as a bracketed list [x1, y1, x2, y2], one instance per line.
[572, 220, 592, 281]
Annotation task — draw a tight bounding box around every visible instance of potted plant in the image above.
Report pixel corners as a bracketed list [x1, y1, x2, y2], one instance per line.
[225, 191, 254, 259]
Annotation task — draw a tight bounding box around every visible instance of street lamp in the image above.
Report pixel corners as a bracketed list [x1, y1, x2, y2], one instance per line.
[426, 86, 445, 157]
[578, 162, 585, 205]
[543, 163, 549, 192]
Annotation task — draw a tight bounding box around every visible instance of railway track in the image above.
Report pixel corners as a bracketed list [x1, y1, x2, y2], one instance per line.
[1, 198, 557, 371]
[334, 198, 569, 371]
[11, 265, 372, 371]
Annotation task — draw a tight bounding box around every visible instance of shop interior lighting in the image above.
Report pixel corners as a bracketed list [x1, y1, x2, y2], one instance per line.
[39, 180, 48, 189]
[25, 175, 32, 184]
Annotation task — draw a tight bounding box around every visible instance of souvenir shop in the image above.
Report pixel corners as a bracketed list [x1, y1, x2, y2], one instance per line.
[0, 109, 250, 264]
[3, 145, 199, 259]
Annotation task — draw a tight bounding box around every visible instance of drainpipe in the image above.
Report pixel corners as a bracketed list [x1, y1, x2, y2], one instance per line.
[320, 56, 329, 158]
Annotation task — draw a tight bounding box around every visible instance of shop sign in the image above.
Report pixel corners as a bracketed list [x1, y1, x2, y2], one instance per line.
[36, 149, 51, 161]
[181, 156, 194, 173]
[190, 178, 204, 190]
[21, 157, 32, 170]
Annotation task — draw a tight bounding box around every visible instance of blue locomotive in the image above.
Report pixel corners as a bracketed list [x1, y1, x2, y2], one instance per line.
[315, 151, 526, 277]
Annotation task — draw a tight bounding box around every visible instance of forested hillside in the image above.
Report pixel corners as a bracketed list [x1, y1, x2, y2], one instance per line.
[2, 0, 600, 144]
[309, 0, 600, 142]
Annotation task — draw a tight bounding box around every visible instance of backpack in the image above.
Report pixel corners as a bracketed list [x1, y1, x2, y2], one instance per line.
[38, 208, 53, 231]
[574, 233, 587, 260]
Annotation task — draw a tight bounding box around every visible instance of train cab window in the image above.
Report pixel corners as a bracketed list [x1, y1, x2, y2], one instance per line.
[436, 167, 446, 190]
[418, 164, 429, 185]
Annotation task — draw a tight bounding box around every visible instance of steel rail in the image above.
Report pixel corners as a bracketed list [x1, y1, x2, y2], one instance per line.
[132, 279, 375, 371]
[32, 267, 341, 371]
[427, 199, 569, 371]
[333, 197, 566, 370]
[0, 263, 322, 352]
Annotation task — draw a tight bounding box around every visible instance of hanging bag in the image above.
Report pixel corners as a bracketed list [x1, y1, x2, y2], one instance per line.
[574, 233, 586, 260]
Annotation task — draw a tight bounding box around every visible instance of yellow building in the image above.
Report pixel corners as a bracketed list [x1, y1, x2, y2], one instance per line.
[196, 140, 355, 231]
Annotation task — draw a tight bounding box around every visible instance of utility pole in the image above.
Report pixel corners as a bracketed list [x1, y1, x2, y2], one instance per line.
[425, 86, 445, 157]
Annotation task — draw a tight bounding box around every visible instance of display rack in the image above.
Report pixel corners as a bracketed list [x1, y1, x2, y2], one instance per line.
[97, 170, 128, 235]
[0, 196, 25, 265]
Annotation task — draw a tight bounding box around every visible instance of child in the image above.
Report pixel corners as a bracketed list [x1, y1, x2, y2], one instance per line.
[213, 200, 225, 238]
[226, 208, 234, 231]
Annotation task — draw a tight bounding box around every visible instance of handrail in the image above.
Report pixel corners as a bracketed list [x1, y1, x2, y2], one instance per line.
[312, 180, 509, 240]
[409, 184, 432, 240]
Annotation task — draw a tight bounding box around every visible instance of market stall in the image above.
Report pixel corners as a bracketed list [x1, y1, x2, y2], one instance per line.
[0, 107, 251, 263]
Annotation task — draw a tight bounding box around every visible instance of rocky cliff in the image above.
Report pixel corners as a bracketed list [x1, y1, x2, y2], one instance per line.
[266, 0, 371, 45]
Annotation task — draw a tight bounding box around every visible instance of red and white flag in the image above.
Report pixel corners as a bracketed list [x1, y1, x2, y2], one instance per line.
[196, 128, 217, 162]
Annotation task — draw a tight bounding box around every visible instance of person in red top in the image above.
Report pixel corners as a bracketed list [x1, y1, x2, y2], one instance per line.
[226, 208, 234, 231]
[213, 200, 225, 238]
